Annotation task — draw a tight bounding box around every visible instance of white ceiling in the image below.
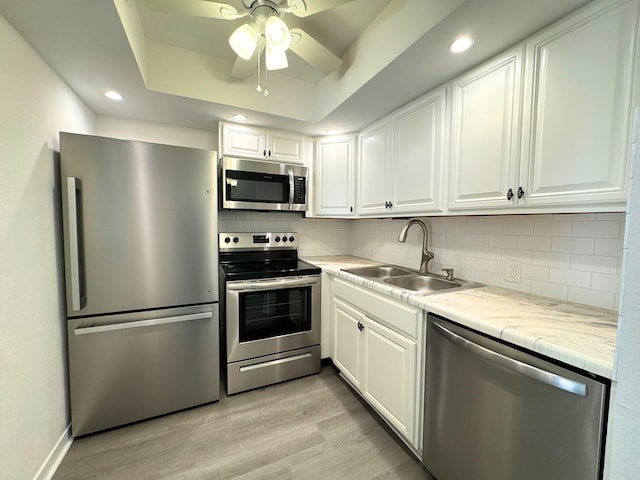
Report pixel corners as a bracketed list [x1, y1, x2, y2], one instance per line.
[1, 0, 592, 136]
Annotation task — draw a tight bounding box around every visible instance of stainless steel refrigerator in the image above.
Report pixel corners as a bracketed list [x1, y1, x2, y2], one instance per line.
[59, 132, 219, 437]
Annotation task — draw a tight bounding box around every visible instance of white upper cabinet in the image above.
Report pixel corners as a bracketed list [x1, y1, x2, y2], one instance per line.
[447, 47, 523, 212]
[358, 119, 392, 216]
[220, 122, 306, 163]
[393, 89, 446, 214]
[314, 135, 356, 217]
[358, 88, 446, 217]
[518, 0, 638, 210]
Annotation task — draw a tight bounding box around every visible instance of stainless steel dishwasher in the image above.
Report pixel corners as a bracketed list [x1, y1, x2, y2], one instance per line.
[423, 314, 608, 480]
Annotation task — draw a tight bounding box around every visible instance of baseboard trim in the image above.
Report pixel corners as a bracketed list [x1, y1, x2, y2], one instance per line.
[33, 424, 73, 480]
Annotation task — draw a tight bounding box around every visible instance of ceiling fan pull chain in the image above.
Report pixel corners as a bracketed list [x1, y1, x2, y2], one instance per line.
[263, 53, 269, 97]
[256, 39, 262, 93]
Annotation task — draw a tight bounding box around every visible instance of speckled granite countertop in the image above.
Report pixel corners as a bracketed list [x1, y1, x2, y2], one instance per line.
[304, 255, 618, 379]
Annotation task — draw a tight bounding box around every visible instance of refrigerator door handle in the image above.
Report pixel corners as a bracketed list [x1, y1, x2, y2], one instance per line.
[66, 177, 85, 311]
[74, 312, 213, 335]
[432, 322, 588, 397]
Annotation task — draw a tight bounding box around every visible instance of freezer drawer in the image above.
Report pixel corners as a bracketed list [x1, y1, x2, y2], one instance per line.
[423, 314, 608, 480]
[68, 305, 219, 436]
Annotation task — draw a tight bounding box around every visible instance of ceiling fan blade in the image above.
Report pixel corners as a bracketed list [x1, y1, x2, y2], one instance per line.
[285, 0, 358, 17]
[288, 28, 342, 75]
[140, 0, 247, 20]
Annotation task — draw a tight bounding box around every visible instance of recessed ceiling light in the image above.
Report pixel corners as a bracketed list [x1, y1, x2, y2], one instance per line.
[233, 114, 248, 122]
[325, 129, 337, 135]
[449, 36, 474, 54]
[104, 90, 123, 101]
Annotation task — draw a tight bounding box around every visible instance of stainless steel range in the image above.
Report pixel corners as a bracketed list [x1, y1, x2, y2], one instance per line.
[219, 232, 321, 395]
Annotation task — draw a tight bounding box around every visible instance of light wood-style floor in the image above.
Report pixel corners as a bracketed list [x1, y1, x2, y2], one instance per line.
[53, 364, 431, 480]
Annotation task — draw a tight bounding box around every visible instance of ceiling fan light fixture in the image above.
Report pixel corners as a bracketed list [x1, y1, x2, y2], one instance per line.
[229, 23, 259, 60]
[265, 48, 288, 70]
[264, 15, 291, 52]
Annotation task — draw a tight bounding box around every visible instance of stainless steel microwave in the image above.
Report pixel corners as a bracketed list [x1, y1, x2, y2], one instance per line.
[220, 156, 308, 212]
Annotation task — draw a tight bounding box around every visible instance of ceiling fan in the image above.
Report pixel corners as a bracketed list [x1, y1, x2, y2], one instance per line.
[141, 0, 358, 79]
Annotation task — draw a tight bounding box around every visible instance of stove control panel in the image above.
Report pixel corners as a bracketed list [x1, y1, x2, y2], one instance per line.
[219, 232, 298, 251]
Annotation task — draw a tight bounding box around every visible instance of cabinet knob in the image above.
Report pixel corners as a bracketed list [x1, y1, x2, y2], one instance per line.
[384, 201, 389, 208]
[507, 188, 514, 201]
[517, 186, 525, 199]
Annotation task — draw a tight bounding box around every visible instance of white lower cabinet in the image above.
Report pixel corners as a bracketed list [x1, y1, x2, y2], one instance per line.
[332, 278, 424, 453]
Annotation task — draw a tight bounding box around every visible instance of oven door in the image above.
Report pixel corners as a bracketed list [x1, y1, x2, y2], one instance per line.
[225, 275, 320, 363]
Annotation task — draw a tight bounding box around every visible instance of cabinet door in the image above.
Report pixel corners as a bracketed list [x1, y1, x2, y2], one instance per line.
[519, 0, 637, 210]
[333, 298, 364, 389]
[220, 123, 266, 159]
[314, 136, 356, 217]
[448, 48, 523, 212]
[362, 317, 418, 443]
[393, 88, 446, 214]
[267, 130, 305, 163]
[358, 120, 391, 215]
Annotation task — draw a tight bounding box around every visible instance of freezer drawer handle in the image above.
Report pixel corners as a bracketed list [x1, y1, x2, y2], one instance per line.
[432, 322, 588, 397]
[74, 312, 213, 335]
[239, 352, 313, 372]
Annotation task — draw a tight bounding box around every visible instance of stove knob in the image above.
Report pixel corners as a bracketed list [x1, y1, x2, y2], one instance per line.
[275, 236, 281, 242]
[289, 236, 295, 242]
[224, 237, 231, 244]
[233, 237, 239, 243]
[282, 236, 288, 242]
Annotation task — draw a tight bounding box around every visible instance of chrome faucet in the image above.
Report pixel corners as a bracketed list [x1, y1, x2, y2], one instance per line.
[397, 218, 434, 274]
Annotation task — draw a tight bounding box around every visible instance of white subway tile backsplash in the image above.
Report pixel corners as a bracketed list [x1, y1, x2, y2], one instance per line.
[549, 268, 591, 288]
[595, 238, 624, 256]
[221, 212, 626, 312]
[533, 221, 572, 237]
[532, 251, 571, 269]
[570, 254, 618, 274]
[572, 221, 621, 238]
[552, 237, 595, 254]
[503, 221, 534, 236]
[518, 235, 552, 251]
[568, 287, 616, 311]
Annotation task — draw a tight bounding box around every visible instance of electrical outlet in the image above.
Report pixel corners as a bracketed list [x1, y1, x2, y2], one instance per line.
[505, 260, 522, 283]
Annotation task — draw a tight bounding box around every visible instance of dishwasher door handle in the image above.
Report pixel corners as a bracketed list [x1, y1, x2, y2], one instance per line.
[432, 322, 588, 397]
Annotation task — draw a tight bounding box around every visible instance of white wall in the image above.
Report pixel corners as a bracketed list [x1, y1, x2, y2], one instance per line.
[609, 110, 640, 479]
[0, 14, 96, 480]
[350, 213, 625, 311]
[96, 116, 217, 151]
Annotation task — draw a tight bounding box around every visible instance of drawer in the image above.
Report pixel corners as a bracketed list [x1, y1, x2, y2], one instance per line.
[333, 277, 422, 338]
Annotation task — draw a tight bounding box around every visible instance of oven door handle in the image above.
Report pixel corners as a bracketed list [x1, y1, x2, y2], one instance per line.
[227, 276, 319, 291]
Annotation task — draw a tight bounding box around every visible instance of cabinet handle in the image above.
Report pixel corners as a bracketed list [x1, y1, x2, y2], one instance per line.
[350, 206, 353, 213]
[517, 186, 525, 199]
[263, 149, 267, 157]
[384, 201, 389, 208]
[357, 321, 364, 332]
[507, 188, 514, 201]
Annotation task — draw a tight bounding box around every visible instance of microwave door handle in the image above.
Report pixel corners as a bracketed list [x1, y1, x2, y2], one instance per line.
[288, 169, 294, 209]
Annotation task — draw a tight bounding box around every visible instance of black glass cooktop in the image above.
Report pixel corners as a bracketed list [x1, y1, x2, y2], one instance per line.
[220, 259, 321, 281]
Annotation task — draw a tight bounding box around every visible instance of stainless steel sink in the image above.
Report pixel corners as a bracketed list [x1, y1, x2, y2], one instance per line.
[342, 264, 482, 295]
[384, 275, 461, 292]
[342, 265, 415, 278]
